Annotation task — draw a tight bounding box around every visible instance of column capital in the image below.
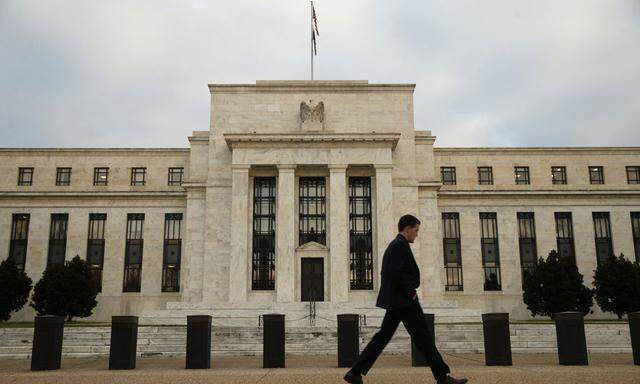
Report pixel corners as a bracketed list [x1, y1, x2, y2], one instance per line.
[276, 164, 297, 171]
[328, 164, 348, 171]
[231, 164, 251, 171]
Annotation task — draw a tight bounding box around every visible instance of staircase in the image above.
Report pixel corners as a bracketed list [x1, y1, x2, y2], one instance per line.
[0, 323, 631, 359]
[139, 299, 483, 326]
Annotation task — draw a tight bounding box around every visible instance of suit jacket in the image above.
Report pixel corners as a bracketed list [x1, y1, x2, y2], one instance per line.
[375, 233, 421, 310]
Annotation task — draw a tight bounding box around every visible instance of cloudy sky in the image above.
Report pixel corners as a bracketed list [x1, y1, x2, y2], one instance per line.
[1, 0, 639, 148]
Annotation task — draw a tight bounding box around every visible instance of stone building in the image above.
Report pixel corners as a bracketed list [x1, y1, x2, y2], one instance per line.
[2, 80, 639, 324]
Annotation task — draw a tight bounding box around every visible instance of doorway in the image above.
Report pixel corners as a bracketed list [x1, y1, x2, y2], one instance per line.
[301, 258, 324, 302]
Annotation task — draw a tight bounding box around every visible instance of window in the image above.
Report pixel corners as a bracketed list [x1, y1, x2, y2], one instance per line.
[162, 213, 182, 292]
[555, 212, 576, 263]
[299, 177, 326, 246]
[442, 212, 463, 291]
[93, 167, 109, 186]
[480, 213, 501, 291]
[47, 213, 69, 267]
[131, 167, 146, 186]
[252, 177, 276, 290]
[87, 213, 106, 292]
[517, 212, 537, 289]
[589, 166, 604, 184]
[551, 166, 567, 185]
[632, 212, 640, 263]
[627, 166, 640, 184]
[18, 167, 33, 186]
[477, 167, 493, 185]
[8, 214, 30, 271]
[593, 212, 613, 266]
[440, 167, 456, 185]
[123, 213, 144, 292]
[55, 168, 71, 186]
[514, 166, 530, 185]
[168, 167, 184, 186]
[349, 177, 373, 290]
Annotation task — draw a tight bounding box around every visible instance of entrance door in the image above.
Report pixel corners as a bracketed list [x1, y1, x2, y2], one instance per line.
[301, 258, 324, 302]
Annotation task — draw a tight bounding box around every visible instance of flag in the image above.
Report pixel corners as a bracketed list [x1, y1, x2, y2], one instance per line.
[312, 1, 319, 36]
[312, 1, 319, 55]
[312, 30, 317, 55]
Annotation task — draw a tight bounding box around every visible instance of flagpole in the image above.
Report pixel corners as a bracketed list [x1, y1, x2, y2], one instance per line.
[310, 1, 314, 80]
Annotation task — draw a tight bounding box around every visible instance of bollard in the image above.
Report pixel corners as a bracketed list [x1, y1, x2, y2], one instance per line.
[629, 312, 640, 365]
[31, 315, 65, 371]
[263, 314, 285, 368]
[482, 313, 512, 366]
[337, 314, 360, 368]
[411, 313, 435, 367]
[109, 316, 138, 369]
[554, 311, 588, 365]
[186, 315, 211, 369]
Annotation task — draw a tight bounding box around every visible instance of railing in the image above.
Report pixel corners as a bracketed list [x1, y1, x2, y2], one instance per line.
[308, 287, 317, 326]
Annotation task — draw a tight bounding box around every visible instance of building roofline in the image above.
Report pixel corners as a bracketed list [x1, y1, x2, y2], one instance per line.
[0, 147, 190, 153]
[434, 146, 640, 153]
[208, 80, 415, 93]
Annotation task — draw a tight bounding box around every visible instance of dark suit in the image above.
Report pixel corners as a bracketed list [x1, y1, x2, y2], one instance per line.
[351, 233, 450, 381]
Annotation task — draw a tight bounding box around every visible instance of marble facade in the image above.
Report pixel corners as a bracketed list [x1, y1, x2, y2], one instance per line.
[1, 80, 639, 323]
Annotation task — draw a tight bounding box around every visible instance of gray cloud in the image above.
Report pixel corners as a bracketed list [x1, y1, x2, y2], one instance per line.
[1, 0, 639, 148]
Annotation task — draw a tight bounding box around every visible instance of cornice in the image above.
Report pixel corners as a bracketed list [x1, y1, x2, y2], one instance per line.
[0, 191, 187, 198]
[434, 147, 640, 155]
[437, 189, 640, 197]
[209, 80, 415, 94]
[223, 132, 400, 150]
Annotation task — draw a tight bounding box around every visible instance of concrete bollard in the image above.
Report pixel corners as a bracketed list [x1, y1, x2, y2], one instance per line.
[337, 314, 360, 368]
[186, 315, 212, 369]
[31, 315, 65, 371]
[629, 311, 640, 365]
[263, 314, 285, 368]
[411, 313, 435, 367]
[109, 316, 138, 369]
[554, 311, 588, 365]
[482, 313, 512, 366]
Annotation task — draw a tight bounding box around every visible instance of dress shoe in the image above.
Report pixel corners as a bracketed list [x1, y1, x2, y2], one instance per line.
[437, 375, 468, 384]
[343, 369, 363, 384]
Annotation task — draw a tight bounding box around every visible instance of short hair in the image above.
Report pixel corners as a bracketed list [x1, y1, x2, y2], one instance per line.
[398, 214, 421, 232]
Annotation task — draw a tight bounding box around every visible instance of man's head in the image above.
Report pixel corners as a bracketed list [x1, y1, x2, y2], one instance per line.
[398, 214, 420, 243]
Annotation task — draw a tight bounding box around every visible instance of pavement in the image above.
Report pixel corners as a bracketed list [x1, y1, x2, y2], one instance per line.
[0, 353, 638, 384]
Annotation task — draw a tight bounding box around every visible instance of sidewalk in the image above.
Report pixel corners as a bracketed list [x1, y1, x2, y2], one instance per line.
[0, 353, 638, 384]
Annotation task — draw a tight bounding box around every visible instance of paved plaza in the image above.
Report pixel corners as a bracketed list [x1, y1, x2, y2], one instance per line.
[0, 353, 638, 384]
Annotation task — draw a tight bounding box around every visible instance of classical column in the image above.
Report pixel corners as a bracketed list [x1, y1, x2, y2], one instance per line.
[183, 187, 206, 302]
[276, 164, 296, 303]
[418, 192, 442, 298]
[229, 164, 250, 303]
[329, 164, 349, 303]
[374, 164, 394, 289]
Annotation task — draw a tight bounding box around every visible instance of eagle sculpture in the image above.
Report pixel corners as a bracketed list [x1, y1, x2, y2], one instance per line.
[300, 101, 324, 123]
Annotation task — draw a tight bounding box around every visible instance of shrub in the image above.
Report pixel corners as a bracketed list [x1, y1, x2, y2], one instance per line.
[0, 258, 33, 321]
[593, 253, 640, 319]
[30, 255, 98, 321]
[522, 250, 593, 318]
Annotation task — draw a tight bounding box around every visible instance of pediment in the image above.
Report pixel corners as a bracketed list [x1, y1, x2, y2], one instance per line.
[296, 241, 329, 252]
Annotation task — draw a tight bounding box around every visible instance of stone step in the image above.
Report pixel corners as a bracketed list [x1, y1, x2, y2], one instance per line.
[0, 324, 632, 359]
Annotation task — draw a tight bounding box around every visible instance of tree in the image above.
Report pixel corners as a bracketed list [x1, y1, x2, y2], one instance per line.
[522, 250, 594, 318]
[593, 253, 640, 319]
[30, 255, 98, 321]
[0, 258, 33, 321]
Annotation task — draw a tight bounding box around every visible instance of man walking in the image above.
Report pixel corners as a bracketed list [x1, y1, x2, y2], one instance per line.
[344, 214, 468, 384]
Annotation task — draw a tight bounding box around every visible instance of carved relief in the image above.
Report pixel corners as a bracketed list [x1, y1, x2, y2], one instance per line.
[300, 100, 324, 131]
